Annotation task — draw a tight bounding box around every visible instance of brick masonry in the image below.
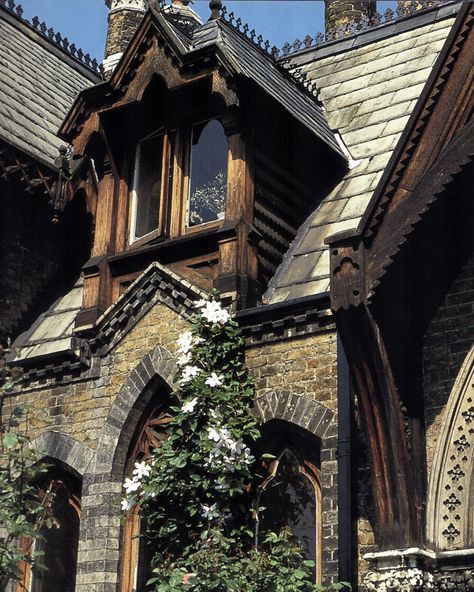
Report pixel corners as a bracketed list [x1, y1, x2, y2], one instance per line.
[324, 1, 376, 32]
[246, 332, 340, 582]
[6, 299, 344, 589]
[105, 9, 145, 59]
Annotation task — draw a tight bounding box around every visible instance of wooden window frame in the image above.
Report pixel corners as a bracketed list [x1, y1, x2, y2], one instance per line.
[180, 117, 229, 236]
[128, 128, 172, 248]
[16, 479, 81, 592]
[258, 448, 323, 585]
[120, 402, 173, 592]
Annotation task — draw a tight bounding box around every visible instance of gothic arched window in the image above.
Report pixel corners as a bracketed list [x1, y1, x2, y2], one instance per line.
[257, 425, 322, 583]
[187, 119, 228, 228]
[120, 401, 173, 592]
[17, 469, 81, 592]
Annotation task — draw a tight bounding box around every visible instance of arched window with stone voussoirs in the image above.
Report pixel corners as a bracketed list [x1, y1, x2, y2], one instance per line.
[256, 421, 322, 585]
[120, 398, 173, 592]
[16, 466, 81, 592]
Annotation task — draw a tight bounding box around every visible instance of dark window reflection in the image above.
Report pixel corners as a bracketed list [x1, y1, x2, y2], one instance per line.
[135, 133, 163, 238]
[188, 120, 228, 227]
[31, 483, 80, 592]
[258, 450, 318, 568]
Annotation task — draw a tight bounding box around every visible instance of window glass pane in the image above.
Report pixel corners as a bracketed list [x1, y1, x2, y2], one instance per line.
[135, 134, 163, 238]
[188, 120, 228, 227]
[30, 484, 80, 592]
[258, 451, 317, 565]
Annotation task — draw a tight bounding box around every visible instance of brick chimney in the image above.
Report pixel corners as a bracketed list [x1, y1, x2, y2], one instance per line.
[324, 1, 377, 35]
[396, 1, 436, 16]
[103, 0, 148, 76]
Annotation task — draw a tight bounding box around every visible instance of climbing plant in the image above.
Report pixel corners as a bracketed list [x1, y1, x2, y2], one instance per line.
[121, 299, 351, 592]
[0, 347, 56, 591]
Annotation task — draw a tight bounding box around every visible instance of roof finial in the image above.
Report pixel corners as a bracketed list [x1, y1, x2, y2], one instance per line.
[209, 0, 222, 20]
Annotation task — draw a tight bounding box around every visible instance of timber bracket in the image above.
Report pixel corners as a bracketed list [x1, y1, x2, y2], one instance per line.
[328, 233, 365, 311]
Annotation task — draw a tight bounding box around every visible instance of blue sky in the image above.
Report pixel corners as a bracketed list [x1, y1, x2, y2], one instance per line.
[17, 1, 397, 62]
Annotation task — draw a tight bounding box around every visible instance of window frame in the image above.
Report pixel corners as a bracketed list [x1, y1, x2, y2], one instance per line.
[180, 117, 229, 236]
[120, 401, 173, 592]
[16, 475, 81, 592]
[128, 127, 173, 248]
[256, 439, 323, 585]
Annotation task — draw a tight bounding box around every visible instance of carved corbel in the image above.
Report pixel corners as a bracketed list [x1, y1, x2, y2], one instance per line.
[328, 235, 365, 311]
[211, 70, 239, 109]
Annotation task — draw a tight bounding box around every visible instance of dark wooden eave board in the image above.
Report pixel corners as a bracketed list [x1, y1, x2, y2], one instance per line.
[59, 6, 346, 162]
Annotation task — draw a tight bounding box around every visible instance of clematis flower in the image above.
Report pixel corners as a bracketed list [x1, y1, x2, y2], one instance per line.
[195, 299, 230, 325]
[182, 397, 198, 413]
[205, 373, 224, 388]
[177, 331, 193, 354]
[121, 497, 136, 511]
[123, 476, 141, 494]
[180, 365, 202, 384]
[133, 461, 151, 480]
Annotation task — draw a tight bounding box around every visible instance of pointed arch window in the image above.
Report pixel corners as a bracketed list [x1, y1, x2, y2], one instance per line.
[120, 401, 173, 592]
[257, 440, 322, 583]
[187, 119, 228, 228]
[17, 470, 81, 592]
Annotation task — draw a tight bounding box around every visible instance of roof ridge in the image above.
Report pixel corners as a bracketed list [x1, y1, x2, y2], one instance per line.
[278, 0, 457, 60]
[0, 0, 103, 77]
[216, 14, 322, 106]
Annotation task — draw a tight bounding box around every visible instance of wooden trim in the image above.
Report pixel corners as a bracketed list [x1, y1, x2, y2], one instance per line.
[120, 507, 141, 592]
[169, 124, 187, 238]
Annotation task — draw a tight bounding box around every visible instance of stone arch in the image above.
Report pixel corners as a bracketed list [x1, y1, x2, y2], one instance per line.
[254, 391, 338, 582]
[427, 345, 474, 550]
[96, 345, 178, 481]
[31, 431, 93, 478]
[75, 345, 178, 592]
[255, 391, 336, 439]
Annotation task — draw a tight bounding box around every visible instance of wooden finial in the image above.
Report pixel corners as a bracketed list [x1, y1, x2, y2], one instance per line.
[209, 0, 222, 20]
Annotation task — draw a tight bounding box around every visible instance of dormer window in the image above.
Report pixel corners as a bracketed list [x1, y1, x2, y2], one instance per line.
[187, 119, 228, 228]
[130, 130, 169, 243]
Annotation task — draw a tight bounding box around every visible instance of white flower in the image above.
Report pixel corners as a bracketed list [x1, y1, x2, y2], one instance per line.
[207, 427, 222, 443]
[180, 365, 202, 384]
[177, 352, 191, 367]
[133, 461, 151, 480]
[121, 497, 136, 511]
[205, 373, 224, 388]
[182, 397, 199, 414]
[195, 299, 230, 325]
[177, 331, 194, 354]
[123, 476, 141, 494]
[194, 299, 209, 308]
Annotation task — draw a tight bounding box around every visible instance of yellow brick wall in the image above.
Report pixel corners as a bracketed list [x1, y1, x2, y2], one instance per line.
[9, 301, 189, 450]
[245, 331, 338, 410]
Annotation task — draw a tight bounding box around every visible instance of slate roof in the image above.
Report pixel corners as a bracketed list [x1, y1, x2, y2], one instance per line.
[11, 278, 83, 363]
[134, 8, 346, 160]
[264, 2, 460, 303]
[0, 6, 100, 170]
[194, 20, 345, 158]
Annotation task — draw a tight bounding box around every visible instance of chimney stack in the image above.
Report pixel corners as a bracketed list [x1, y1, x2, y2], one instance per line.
[103, 0, 148, 76]
[324, 1, 376, 35]
[396, 1, 436, 16]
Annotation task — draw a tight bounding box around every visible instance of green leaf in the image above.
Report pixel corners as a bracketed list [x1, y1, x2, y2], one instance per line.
[2, 433, 18, 449]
